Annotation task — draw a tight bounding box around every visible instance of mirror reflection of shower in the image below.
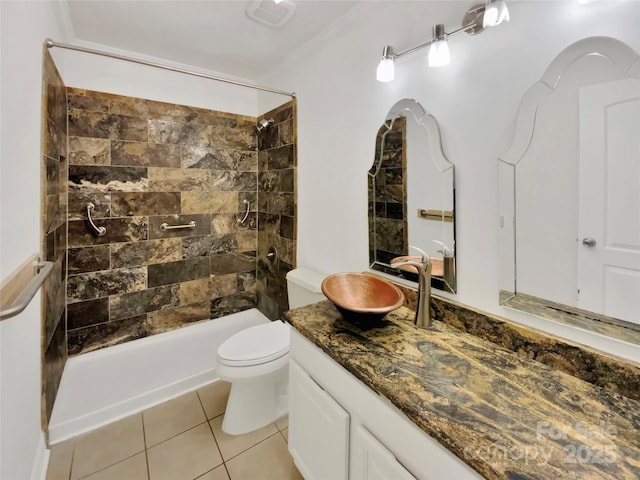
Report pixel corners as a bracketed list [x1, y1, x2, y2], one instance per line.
[256, 118, 274, 132]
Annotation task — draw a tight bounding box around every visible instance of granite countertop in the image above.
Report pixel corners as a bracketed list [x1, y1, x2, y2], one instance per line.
[284, 301, 640, 480]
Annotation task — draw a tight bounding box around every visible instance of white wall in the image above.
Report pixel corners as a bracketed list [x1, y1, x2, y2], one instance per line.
[0, 2, 68, 478]
[258, 1, 640, 360]
[57, 46, 261, 116]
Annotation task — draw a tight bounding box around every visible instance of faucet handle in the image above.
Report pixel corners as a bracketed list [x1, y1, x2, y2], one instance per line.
[409, 245, 430, 264]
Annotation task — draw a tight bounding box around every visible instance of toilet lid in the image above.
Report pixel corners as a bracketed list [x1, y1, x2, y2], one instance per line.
[217, 321, 290, 366]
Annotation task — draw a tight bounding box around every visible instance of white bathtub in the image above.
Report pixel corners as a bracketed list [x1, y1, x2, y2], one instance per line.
[48, 308, 269, 444]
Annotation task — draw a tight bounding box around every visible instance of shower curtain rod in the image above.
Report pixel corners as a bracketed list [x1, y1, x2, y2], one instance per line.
[45, 39, 296, 99]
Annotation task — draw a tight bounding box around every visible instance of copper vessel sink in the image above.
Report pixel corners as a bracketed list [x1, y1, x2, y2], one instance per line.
[390, 256, 444, 277]
[321, 272, 405, 322]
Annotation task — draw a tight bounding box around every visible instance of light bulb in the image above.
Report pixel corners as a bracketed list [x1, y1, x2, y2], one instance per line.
[428, 40, 450, 67]
[376, 57, 395, 82]
[483, 0, 510, 27]
[376, 46, 395, 82]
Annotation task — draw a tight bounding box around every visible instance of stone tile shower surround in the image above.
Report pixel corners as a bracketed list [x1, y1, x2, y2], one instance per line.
[41, 51, 68, 427]
[256, 102, 297, 320]
[65, 88, 278, 355]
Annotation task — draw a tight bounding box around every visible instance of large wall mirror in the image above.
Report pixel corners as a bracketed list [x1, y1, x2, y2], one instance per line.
[368, 98, 456, 293]
[498, 37, 640, 345]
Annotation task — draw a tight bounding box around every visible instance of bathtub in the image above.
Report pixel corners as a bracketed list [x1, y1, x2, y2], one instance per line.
[48, 308, 269, 444]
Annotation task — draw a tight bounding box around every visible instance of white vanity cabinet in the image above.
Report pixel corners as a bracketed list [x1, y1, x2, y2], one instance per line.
[288, 329, 482, 480]
[289, 359, 350, 480]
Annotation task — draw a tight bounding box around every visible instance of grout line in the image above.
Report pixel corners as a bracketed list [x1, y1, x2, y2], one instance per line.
[274, 416, 288, 432]
[194, 388, 211, 420]
[222, 429, 282, 463]
[74, 452, 145, 480]
[222, 461, 233, 480]
[204, 413, 229, 478]
[147, 419, 211, 449]
[141, 412, 151, 480]
[192, 466, 224, 480]
[68, 442, 76, 480]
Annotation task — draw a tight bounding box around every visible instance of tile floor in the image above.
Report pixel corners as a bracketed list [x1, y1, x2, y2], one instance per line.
[46, 381, 303, 480]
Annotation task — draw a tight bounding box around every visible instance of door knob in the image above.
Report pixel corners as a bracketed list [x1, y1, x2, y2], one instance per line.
[582, 237, 597, 247]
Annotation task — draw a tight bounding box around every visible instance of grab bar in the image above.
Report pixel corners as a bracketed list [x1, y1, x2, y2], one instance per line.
[0, 255, 54, 321]
[417, 208, 453, 222]
[237, 199, 250, 225]
[87, 203, 106, 236]
[160, 221, 196, 232]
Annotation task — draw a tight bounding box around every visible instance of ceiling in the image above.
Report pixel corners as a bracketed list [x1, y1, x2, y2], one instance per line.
[64, 0, 362, 80]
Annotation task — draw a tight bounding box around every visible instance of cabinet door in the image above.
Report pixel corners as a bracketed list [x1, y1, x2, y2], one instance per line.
[289, 359, 350, 480]
[353, 426, 417, 480]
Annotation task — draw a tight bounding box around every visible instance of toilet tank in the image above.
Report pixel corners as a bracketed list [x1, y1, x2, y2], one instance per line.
[286, 267, 327, 309]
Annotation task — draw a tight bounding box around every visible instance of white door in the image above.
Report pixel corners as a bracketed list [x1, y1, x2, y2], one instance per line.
[288, 359, 350, 480]
[578, 78, 640, 325]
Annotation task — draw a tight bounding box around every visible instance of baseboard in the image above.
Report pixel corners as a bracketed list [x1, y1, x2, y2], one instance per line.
[30, 433, 50, 480]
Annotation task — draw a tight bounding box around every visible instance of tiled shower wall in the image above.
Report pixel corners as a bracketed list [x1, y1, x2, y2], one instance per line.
[41, 51, 68, 426]
[65, 88, 263, 355]
[257, 102, 297, 320]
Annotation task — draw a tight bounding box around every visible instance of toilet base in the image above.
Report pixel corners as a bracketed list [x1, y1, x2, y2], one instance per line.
[221, 366, 289, 435]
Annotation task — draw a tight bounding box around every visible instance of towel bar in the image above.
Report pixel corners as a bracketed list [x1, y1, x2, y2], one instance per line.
[160, 221, 196, 231]
[0, 255, 54, 321]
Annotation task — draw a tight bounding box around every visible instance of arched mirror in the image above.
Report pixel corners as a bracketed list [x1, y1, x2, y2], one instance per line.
[498, 37, 640, 344]
[368, 98, 456, 293]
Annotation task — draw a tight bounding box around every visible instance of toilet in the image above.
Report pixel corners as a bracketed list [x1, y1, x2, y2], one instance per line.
[216, 267, 326, 435]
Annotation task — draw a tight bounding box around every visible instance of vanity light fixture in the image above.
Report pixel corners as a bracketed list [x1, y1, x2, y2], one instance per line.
[376, 1, 510, 82]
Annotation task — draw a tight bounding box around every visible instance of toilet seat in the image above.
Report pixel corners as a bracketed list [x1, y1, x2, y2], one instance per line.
[217, 321, 290, 367]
